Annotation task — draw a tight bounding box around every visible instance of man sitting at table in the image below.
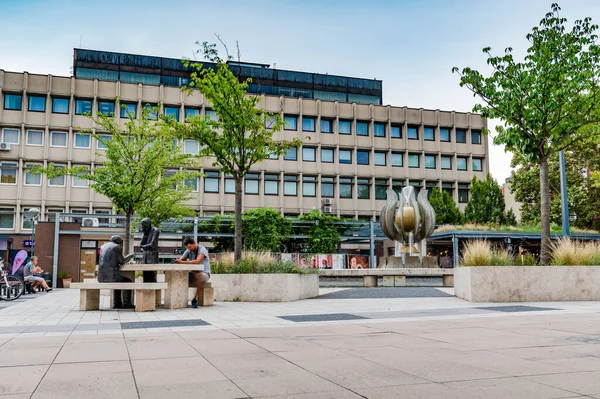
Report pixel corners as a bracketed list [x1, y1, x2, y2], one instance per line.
[174, 237, 210, 308]
[98, 236, 134, 309]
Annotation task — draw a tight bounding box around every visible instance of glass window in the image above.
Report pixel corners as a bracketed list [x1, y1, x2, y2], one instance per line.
[408, 154, 420, 168]
[52, 98, 69, 114]
[302, 117, 315, 132]
[28, 95, 46, 112]
[441, 156, 452, 170]
[284, 115, 297, 130]
[374, 151, 386, 166]
[473, 158, 483, 171]
[45, 208, 64, 223]
[440, 128, 451, 142]
[0, 162, 17, 184]
[164, 106, 179, 121]
[72, 169, 89, 188]
[264, 174, 279, 196]
[472, 130, 482, 144]
[424, 155, 436, 169]
[225, 177, 235, 193]
[457, 157, 468, 170]
[183, 140, 199, 154]
[339, 149, 352, 164]
[391, 125, 402, 138]
[442, 182, 454, 197]
[121, 103, 137, 118]
[409, 180, 422, 195]
[374, 123, 386, 137]
[2, 128, 19, 144]
[98, 101, 115, 116]
[302, 147, 316, 162]
[392, 180, 404, 196]
[143, 104, 158, 120]
[302, 176, 316, 197]
[391, 152, 403, 167]
[357, 178, 370, 199]
[424, 127, 435, 141]
[75, 99, 93, 115]
[320, 119, 333, 133]
[339, 177, 353, 198]
[357, 150, 369, 165]
[408, 127, 418, 140]
[204, 172, 219, 193]
[321, 176, 334, 198]
[4, 93, 22, 111]
[205, 109, 218, 121]
[22, 211, 38, 230]
[185, 108, 200, 119]
[284, 175, 297, 196]
[458, 184, 469, 203]
[24, 165, 41, 186]
[74, 133, 90, 148]
[97, 135, 111, 150]
[184, 177, 198, 192]
[48, 166, 65, 186]
[245, 174, 259, 194]
[321, 148, 334, 163]
[0, 208, 15, 229]
[375, 179, 388, 200]
[264, 115, 277, 129]
[50, 131, 67, 147]
[284, 147, 297, 161]
[456, 129, 467, 143]
[356, 121, 369, 136]
[26, 130, 44, 146]
[339, 120, 351, 135]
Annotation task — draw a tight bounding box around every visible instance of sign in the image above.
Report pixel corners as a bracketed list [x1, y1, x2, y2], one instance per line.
[23, 240, 34, 248]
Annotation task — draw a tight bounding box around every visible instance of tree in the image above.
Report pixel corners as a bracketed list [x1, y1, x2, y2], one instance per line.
[464, 175, 507, 225]
[242, 208, 290, 252]
[297, 210, 346, 254]
[505, 209, 518, 227]
[174, 41, 302, 262]
[428, 188, 463, 225]
[453, 4, 600, 263]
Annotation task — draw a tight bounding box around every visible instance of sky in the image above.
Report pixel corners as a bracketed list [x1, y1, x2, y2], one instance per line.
[1, 0, 598, 183]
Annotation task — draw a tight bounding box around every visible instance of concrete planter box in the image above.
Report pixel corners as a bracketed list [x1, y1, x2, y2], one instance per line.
[455, 266, 600, 302]
[210, 273, 319, 302]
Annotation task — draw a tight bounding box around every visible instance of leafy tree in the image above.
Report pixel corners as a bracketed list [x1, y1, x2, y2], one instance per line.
[505, 209, 518, 227]
[428, 188, 463, 225]
[297, 210, 345, 253]
[174, 41, 302, 262]
[241, 208, 290, 252]
[453, 3, 600, 263]
[464, 175, 507, 225]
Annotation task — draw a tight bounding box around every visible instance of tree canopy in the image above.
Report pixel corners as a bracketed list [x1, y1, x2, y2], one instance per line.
[464, 174, 507, 225]
[428, 188, 463, 225]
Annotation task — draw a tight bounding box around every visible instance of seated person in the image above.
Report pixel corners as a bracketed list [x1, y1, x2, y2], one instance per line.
[98, 236, 134, 309]
[23, 256, 52, 292]
[175, 237, 210, 308]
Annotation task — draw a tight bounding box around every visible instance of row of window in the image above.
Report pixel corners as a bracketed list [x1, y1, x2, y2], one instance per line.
[0, 163, 88, 187]
[1, 129, 111, 150]
[0, 207, 112, 230]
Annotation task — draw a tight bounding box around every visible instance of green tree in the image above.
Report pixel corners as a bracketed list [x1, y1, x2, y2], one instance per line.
[505, 209, 518, 227]
[242, 208, 290, 252]
[297, 210, 345, 253]
[464, 175, 507, 225]
[453, 4, 600, 263]
[174, 41, 302, 262]
[428, 187, 463, 225]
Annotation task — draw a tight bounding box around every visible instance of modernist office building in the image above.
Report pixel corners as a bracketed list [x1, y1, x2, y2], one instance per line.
[0, 49, 489, 240]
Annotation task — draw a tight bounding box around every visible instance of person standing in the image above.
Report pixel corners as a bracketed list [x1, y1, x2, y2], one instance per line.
[140, 218, 160, 283]
[175, 237, 210, 308]
[98, 236, 134, 309]
[23, 256, 52, 292]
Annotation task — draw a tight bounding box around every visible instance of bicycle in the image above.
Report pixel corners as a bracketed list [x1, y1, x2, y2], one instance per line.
[0, 258, 24, 301]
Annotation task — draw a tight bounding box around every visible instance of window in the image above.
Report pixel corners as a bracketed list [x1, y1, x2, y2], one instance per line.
[97, 135, 111, 150]
[164, 106, 179, 121]
[426, 181, 437, 198]
[46, 208, 64, 223]
[22, 211, 38, 230]
[374, 151, 386, 166]
[74, 133, 90, 148]
[472, 130, 482, 144]
[409, 180, 422, 195]
[52, 98, 69, 114]
[245, 174, 259, 194]
[24, 164, 41, 186]
[75, 99, 92, 115]
[225, 177, 235, 194]
[70, 209, 87, 224]
[472, 158, 483, 171]
[321, 148, 334, 163]
[184, 177, 199, 192]
[442, 182, 454, 197]
[357, 178, 370, 199]
[0, 208, 15, 230]
[204, 171, 219, 193]
[185, 108, 200, 119]
[26, 130, 44, 146]
[457, 157, 468, 171]
[374, 123, 386, 137]
[392, 180, 404, 196]
[268, 149, 278, 160]
[356, 121, 369, 136]
[264, 115, 277, 129]
[456, 129, 467, 143]
[357, 150, 369, 165]
[375, 179, 388, 200]
[441, 156, 452, 170]
[264, 174, 279, 195]
[408, 154, 420, 168]
[28, 95, 46, 112]
[339, 120, 351, 135]
[0, 162, 17, 184]
[302, 147, 316, 162]
[283, 175, 297, 196]
[408, 127, 418, 140]
[205, 109, 218, 121]
[440, 128, 451, 142]
[303, 176, 316, 197]
[424, 127, 435, 141]
[98, 101, 115, 116]
[391, 125, 402, 138]
[339, 149, 352, 164]
[284, 115, 297, 130]
[320, 119, 333, 133]
[48, 166, 65, 186]
[72, 168, 89, 188]
[2, 128, 20, 144]
[183, 140, 199, 154]
[120, 103, 137, 118]
[50, 131, 67, 147]
[458, 183, 469, 203]
[143, 104, 158, 120]
[321, 176, 334, 198]
[302, 117, 315, 132]
[94, 209, 112, 226]
[284, 147, 297, 161]
[4, 93, 22, 110]
[391, 152, 403, 167]
[339, 177, 353, 198]
[424, 155, 436, 169]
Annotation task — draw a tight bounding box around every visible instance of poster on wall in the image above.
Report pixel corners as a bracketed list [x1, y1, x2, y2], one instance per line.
[316, 254, 332, 269]
[331, 254, 345, 270]
[347, 255, 369, 269]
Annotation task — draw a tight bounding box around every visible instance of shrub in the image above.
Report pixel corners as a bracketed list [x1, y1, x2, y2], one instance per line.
[461, 240, 513, 266]
[551, 238, 600, 266]
[211, 251, 311, 274]
[514, 253, 538, 266]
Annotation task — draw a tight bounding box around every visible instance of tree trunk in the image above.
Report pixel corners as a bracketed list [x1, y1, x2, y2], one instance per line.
[234, 178, 243, 263]
[124, 211, 132, 257]
[539, 157, 551, 265]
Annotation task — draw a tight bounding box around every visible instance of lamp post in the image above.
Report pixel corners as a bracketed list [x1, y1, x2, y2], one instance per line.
[25, 208, 40, 256]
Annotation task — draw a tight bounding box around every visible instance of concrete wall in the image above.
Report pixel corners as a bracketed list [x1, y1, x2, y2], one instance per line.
[210, 274, 319, 302]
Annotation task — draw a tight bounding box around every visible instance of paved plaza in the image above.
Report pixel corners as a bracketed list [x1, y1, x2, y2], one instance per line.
[1, 288, 600, 398]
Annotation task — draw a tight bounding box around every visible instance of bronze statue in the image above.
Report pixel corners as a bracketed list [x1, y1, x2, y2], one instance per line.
[140, 218, 160, 282]
[98, 235, 134, 309]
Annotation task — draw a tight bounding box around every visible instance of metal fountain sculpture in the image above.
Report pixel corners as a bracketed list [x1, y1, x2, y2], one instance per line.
[380, 186, 436, 266]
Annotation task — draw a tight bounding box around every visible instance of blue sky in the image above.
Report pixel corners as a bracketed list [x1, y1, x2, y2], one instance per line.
[1, 0, 598, 182]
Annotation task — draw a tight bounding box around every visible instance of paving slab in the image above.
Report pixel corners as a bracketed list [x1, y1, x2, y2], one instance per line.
[0, 365, 48, 396]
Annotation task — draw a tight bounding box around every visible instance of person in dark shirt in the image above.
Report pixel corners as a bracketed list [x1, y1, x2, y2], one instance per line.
[98, 236, 134, 309]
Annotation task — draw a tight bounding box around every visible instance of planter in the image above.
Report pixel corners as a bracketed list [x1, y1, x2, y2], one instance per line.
[455, 266, 600, 302]
[209, 274, 319, 302]
[62, 278, 72, 289]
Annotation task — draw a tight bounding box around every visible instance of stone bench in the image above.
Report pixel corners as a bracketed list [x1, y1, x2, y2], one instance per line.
[318, 268, 454, 287]
[189, 282, 214, 307]
[71, 282, 167, 312]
